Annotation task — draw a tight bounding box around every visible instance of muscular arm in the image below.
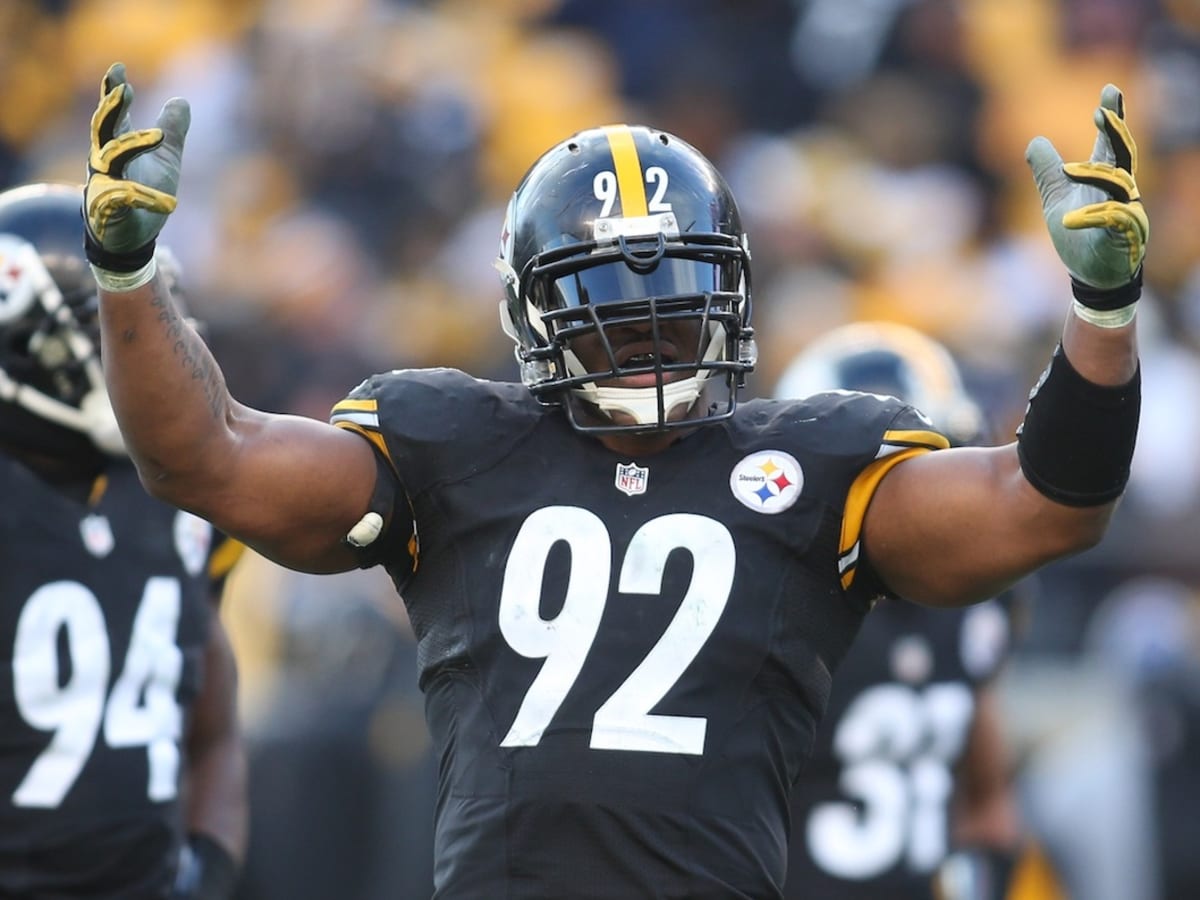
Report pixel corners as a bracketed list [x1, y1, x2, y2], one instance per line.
[98, 275, 378, 572]
[863, 314, 1136, 607]
[182, 607, 247, 868]
[865, 79, 1144, 607]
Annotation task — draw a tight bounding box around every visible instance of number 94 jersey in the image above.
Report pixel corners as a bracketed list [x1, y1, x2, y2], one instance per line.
[0, 457, 233, 899]
[332, 368, 948, 900]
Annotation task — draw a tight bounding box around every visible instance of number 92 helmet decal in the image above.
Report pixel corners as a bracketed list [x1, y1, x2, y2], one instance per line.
[495, 125, 757, 434]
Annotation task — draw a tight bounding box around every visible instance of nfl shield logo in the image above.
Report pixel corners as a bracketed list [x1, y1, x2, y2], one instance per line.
[614, 462, 649, 496]
[174, 510, 213, 576]
[79, 514, 115, 558]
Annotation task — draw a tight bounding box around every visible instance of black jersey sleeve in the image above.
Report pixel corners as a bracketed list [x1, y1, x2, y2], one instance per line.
[329, 368, 542, 582]
[789, 390, 950, 604]
[329, 378, 419, 578]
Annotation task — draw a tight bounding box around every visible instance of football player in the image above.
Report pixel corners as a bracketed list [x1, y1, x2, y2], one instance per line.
[774, 322, 1027, 899]
[81, 61, 1144, 899]
[0, 182, 246, 899]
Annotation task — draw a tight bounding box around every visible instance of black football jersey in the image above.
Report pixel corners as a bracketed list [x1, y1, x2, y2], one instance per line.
[0, 457, 239, 898]
[784, 598, 1011, 899]
[331, 369, 948, 900]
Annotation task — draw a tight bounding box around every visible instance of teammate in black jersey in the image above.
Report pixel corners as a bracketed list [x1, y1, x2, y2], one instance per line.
[80, 62, 1145, 899]
[0, 183, 246, 899]
[774, 322, 1026, 900]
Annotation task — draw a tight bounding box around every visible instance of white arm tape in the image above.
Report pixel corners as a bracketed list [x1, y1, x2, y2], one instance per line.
[90, 257, 158, 293]
[1071, 299, 1138, 329]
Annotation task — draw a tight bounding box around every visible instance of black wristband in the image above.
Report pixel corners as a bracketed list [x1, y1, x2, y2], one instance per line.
[1071, 265, 1143, 310]
[174, 833, 238, 900]
[82, 223, 156, 273]
[1016, 344, 1140, 507]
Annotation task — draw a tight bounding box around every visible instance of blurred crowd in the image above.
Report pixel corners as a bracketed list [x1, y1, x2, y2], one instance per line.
[5, 0, 1200, 897]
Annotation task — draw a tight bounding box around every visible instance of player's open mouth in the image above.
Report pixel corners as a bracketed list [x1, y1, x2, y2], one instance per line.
[605, 344, 693, 387]
[625, 352, 659, 366]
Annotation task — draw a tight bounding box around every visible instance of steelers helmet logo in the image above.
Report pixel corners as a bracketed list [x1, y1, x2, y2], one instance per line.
[729, 450, 803, 514]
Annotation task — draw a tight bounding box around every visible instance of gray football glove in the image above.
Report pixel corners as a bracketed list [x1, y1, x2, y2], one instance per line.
[1025, 84, 1148, 293]
[85, 62, 190, 272]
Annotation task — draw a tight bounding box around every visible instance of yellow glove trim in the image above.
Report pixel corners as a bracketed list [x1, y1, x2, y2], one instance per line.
[89, 79, 124, 136]
[1062, 200, 1149, 270]
[1099, 106, 1138, 175]
[89, 81, 128, 170]
[85, 173, 178, 241]
[90, 127, 165, 174]
[1062, 161, 1141, 203]
[88, 76, 165, 174]
[1062, 200, 1148, 236]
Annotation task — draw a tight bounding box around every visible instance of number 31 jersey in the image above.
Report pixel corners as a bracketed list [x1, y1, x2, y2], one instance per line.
[784, 597, 1011, 898]
[0, 457, 235, 898]
[331, 368, 949, 900]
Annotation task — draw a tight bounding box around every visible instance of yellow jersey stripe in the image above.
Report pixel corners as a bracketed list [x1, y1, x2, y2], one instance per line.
[332, 398, 378, 413]
[603, 125, 648, 217]
[839, 446, 932, 589]
[408, 531, 420, 571]
[334, 420, 393, 466]
[209, 537, 246, 580]
[87, 474, 109, 507]
[881, 429, 950, 450]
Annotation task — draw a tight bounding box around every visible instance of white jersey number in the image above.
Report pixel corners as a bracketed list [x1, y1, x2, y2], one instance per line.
[805, 681, 975, 878]
[499, 507, 734, 755]
[11, 578, 184, 808]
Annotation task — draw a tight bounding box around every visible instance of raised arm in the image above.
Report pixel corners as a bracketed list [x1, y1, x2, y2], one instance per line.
[84, 63, 378, 573]
[864, 84, 1146, 606]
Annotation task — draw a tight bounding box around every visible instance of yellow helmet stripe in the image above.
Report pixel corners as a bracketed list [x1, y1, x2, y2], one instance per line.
[602, 125, 648, 217]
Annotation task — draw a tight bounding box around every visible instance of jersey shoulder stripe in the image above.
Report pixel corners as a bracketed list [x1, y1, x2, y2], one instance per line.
[208, 535, 245, 583]
[753, 393, 949, 592]
[330, 397, 380, 429]
[329, 368, 547, 494]
[839, 446, 930, 589]
[879, 427, 950, 453]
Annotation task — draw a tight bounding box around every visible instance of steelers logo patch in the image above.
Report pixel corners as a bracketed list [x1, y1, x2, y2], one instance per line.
[729, 450, 803, 514]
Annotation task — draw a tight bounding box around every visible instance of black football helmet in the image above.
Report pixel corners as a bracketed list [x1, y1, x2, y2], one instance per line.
[774, 321, 987, 446]
[0, 182, 189, 463]
[495, 124, 756, 433]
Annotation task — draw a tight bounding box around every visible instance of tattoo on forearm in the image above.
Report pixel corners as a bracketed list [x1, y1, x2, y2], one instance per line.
[149, 280, 227, 420]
